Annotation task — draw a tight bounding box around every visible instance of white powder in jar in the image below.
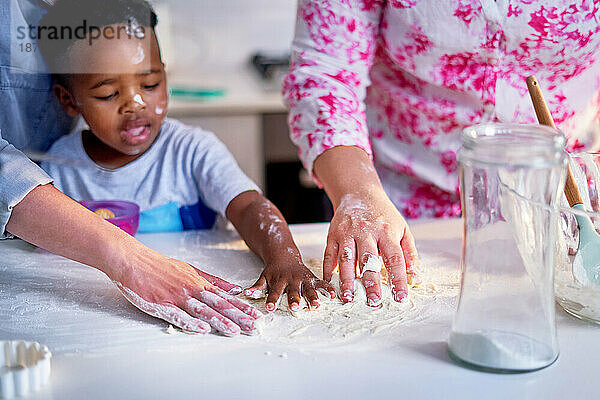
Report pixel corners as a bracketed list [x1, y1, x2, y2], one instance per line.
[448, 331, 556, 371]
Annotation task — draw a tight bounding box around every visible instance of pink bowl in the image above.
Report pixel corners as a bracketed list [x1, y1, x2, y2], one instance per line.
[80, 200, 140, 236]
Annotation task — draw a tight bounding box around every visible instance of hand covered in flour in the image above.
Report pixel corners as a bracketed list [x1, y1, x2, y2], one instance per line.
[194, 268, 243, 295]
[244, 252, 336, 312]
[225, 191, 336, 313]
[5, 184, 262, 337]
[323, 191, 419, 307]
[112, 252, 262, 336]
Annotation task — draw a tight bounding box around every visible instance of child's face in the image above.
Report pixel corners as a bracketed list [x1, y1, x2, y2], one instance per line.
[58, 27, 168, 158]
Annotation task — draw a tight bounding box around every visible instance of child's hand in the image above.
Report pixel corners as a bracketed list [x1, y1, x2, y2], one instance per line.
[244, 255, 336, 312]
[227, 192, 335, 311]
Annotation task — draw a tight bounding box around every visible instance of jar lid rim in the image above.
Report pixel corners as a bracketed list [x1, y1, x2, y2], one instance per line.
[462, 123, 565, 149]
[461, 123, 566, 166]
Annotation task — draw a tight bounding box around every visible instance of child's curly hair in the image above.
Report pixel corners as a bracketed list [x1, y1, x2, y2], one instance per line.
[38, 0, 158, 83]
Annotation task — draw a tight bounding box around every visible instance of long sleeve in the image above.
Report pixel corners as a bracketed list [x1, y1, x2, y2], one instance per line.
[0, 1, 73, 237]
[282, 0, 385, 175]
[0, 130, 53, 238]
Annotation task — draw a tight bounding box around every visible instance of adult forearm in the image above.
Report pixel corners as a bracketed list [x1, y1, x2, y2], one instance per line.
[6, 184, 262, 335]
[5, 184, 136, 279]
[313, 145, 386, 209]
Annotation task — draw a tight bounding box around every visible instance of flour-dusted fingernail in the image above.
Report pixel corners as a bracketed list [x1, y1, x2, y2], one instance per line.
[266, 303, 275, 312]
[367, 294, 382, 307]
[240, 321, 259, 336]
[210, 316, 240, 337]
[228, 286, 243, 295]
[290, 303, 299, 312]
[393, 290, 408, 302]
[238, 316, 256, 333]
[244, 289, 265, 299]
[342, 291, 353, 302]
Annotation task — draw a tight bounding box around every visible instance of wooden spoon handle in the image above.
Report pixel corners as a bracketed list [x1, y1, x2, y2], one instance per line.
[526, 75, 583, 206]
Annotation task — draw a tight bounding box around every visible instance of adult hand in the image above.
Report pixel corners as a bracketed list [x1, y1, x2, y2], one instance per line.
[244, 254, 336, 312]
[193, 266, 243, 295]
[113, 254, 262, 336]
[323, 192, 419, 306]
[7, 184, 261, 336]
[313, 147, 419, 307]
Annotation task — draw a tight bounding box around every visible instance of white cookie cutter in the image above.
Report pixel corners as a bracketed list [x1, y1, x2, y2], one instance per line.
[0, 340, 51, 399]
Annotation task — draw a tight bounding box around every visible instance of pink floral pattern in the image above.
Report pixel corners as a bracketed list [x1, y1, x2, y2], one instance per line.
[283, 0, 600, 218]
[453, 0, 482, 27]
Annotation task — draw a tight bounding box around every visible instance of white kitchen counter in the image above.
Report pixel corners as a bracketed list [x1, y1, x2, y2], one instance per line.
[1, 219, 598, 399]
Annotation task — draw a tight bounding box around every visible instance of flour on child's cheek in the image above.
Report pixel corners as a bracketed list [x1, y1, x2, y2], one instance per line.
[154, 98, 167, 116]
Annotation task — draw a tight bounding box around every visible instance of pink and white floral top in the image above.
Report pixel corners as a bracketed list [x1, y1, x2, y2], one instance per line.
[283, 0, 600, 218]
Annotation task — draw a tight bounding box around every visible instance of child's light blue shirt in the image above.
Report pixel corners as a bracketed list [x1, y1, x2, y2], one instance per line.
[41, 118, 260, 232]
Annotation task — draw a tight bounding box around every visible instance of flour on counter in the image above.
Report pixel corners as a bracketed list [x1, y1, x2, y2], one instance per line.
[0, 226, 461, 355]
[243, 258, 459, 349]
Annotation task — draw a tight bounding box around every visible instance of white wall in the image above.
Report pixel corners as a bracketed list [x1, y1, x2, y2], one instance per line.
[150, 0, 298, 80]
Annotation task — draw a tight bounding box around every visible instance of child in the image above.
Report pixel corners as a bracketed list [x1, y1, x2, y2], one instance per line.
[38, 0, 336, 313]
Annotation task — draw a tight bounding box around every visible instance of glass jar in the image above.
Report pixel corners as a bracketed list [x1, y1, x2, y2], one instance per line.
[449, 123, 567, 372]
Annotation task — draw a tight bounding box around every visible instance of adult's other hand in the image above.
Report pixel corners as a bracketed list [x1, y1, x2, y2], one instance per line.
[313, 147, 419, 307]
